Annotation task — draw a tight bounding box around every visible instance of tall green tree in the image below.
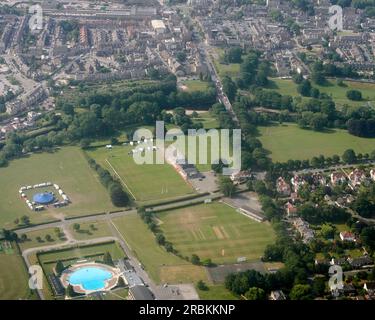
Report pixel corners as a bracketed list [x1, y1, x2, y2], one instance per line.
[245, 287, 266, 300]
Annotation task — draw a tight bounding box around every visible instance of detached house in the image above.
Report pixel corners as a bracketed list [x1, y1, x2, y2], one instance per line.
[348, 256, 374, 269]
[330, 172, 347, 185]
[363, 282, 375, 297]
[270, 290, 286, 300]
[290, 174, 305, 192]
[312, 173, 326, 186]
[348, 169, 366, 186]
[230, 170, 252, 185]
[339, 231, 356, 242]
[285, 202, 298, 217]
[276, 177, 291, 196]
[370, 169, 375, 181]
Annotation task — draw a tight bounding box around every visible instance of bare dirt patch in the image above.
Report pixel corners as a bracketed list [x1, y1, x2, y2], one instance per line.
[212, 226, 225, 240]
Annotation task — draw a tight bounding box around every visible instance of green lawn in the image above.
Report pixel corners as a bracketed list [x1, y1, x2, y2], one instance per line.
[0, 242, 36, 300]
[112, 213, 208, 284]
[0, 146, 117, 229]
[157, 202, 276, 264]
[19, 227, 66, 251]
[173, 131, 234, 173]
[259, 123, 375, 162]
[211, 48, 241, 78]
[86, 145, 195, 203]
[197, 285, 238, 300]
[69, 221, 113, 241]
[181, 80, 210, 92]
[214, 61, 240, 78]
[266, 78, 375, 108]
[192, 111, 220, 130]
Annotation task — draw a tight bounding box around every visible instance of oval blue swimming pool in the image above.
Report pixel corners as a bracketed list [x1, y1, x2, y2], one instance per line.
[68, 266, 113, 291]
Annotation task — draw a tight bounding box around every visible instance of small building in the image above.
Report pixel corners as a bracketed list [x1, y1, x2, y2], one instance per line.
[123, 270, 144, 287]
[270, 290, 286, 300]
[230, 170, 252, 184]
[290, 174, 305, 192]
[292, 217, 314, 243]
[330, 172, 347, 185]
[370, 169, 375, 181]
[128, 285, 154, 300]
[363, 282, 375, 297]
[151, 20, 166, 34]
[276, 177, 291, 196]
[285, 202, 297, 217]
[339, 231, 356, 242]
[348, 169, 366, 186]
[48, 274, 65, 296]
[338, 283, 357, 296]
[330, 257, 348, 266]
[290, 192, 298, 203]
[312, 173, 326, 186]
[348, 256, 373, 269]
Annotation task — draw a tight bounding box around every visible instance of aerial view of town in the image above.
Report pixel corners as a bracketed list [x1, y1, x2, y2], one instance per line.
[0, 0, 374, 305]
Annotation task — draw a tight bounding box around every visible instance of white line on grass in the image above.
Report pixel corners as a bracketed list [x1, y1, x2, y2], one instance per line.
[105, 158, 137, 200]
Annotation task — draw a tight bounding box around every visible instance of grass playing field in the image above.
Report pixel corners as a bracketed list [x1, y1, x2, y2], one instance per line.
[259, 123, 375, 162]
[266, 78, 375, 108]
[197, 285, 238, 300]
[0, 242, 36, 300]
[181, 80, 210, 92]
[86, 145, 195, 203]
[157, 202, 276, 264]
[0, 147, 117, 229]
[211, 48, 241, 78]
[112, 213, 208, 284]
[192, 111, 220, 130]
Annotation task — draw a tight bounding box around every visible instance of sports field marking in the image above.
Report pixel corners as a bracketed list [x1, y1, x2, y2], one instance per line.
[197, 229, 206, 240]
[220, 226, 229, 239]
[212, 226, 225, 240]
[105, 158, 137, 200]
[190, 229, 199, 241]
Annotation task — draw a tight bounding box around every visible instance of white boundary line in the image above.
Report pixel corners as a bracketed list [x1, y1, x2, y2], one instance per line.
[105, 158, 137, 200]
